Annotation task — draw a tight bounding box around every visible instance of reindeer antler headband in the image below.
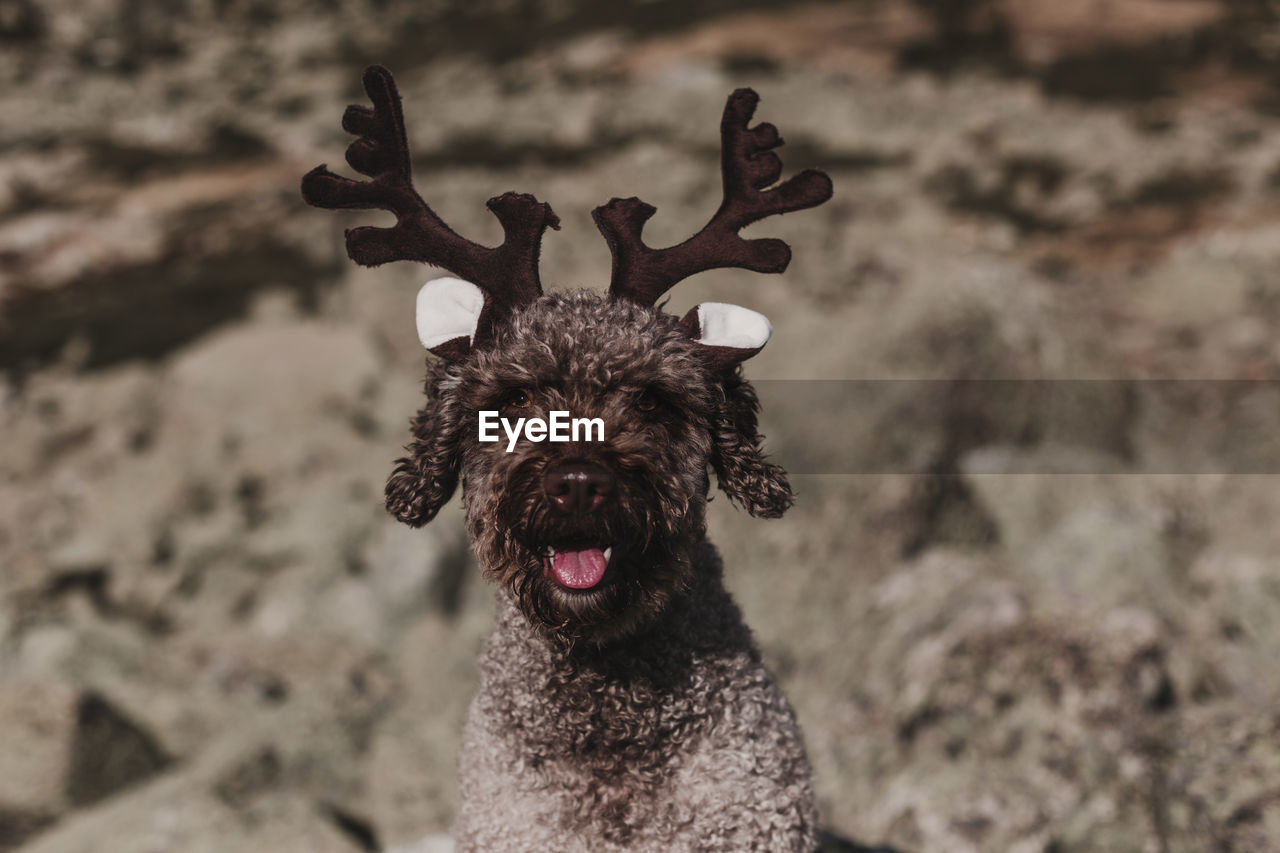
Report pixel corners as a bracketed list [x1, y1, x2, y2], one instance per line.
[302, 66, 832, 365]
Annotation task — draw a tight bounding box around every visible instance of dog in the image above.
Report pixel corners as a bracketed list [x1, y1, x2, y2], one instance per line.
[303, 66, 832, 852]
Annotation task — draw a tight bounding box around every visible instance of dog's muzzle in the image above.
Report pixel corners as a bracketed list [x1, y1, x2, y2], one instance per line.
[540, 461, 616, 589]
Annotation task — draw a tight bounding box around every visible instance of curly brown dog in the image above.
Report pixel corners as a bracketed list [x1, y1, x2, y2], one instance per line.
[304, 66, 832, 852]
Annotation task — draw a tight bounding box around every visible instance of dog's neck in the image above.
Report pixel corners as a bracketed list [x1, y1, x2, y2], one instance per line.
[476, 540, 758, 769]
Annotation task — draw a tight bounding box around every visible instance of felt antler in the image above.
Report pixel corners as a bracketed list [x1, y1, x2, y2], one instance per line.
[301, 65, 560, 358]
[593, 88, 832, 369]
[593, 88, 832, 307]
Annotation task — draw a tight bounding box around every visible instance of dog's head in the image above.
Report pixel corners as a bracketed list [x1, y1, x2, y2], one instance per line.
[303, 66, 831, 643]
[386, 292, 790, 642]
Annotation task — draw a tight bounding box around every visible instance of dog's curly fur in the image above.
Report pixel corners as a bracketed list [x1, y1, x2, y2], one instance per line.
[385, 290, 817, 851]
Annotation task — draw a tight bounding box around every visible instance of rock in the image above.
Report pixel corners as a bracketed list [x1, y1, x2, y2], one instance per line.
[961, 444, 1127, 555]
[365, 574, 494, 846]
[1183, 550, 1280, 707]
[0, 682, 169, 825]
[827, 552, 1181, 851]
[1022, 499, 1169, 610]
[65, 692, 172, 807]
[370, 513, 471, 623]
[387, 835, 456, 853]
[314, 578, 385, 651]
[212, 746, 283, 812]
[0, 681, 80, 821]
[162, 320, 385, 480]
[12, 681, 398, 853]
[961, 445, 1194, 615]
[16, 786, 368, 853]
[1163, 706, 1280, 852]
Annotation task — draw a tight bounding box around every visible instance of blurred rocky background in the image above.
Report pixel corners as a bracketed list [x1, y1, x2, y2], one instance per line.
[4, 1, 1280, 850]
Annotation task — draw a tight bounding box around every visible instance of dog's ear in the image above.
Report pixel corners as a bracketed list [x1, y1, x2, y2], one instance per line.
[416, 277, 485, 362]
[677, 302, 772, 372]
[681, 303, 793, 516]
[385, 278, 484, 524]
[709, 368, 795, 519]
[385, 367, 468, 527]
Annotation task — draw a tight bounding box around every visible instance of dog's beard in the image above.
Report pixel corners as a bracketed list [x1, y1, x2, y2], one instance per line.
[468, 456, 704, 645]
[501, 537, 697, 644]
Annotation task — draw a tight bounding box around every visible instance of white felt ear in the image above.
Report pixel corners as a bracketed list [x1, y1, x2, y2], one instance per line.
[416, 277, 485, 350]
[694, 302, 772, 351]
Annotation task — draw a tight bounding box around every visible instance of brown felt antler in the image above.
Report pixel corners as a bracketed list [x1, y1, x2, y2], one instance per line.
[301, 65, 559, 357]
[593, 88, 832, 306]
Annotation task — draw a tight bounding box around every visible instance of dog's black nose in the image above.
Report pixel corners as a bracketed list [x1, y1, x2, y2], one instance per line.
[543, 462, 614, 515]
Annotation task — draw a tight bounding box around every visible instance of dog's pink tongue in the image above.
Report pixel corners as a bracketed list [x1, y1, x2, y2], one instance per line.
[551, 548, 607, 589]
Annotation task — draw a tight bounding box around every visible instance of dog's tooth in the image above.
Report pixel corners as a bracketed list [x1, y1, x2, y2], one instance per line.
[603, 547, 613, 563]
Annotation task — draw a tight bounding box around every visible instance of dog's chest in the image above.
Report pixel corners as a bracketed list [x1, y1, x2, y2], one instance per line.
[456, 662, 734, 851]
[454, 648, 815, 852]
[478, 632, 728, 783]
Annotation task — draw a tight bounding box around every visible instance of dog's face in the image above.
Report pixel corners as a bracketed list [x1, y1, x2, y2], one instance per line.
[386, 290, 793, 644]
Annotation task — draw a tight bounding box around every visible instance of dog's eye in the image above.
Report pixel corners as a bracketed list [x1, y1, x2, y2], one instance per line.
[636, 389, 659, 412]
[503, 389, 532, 409]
